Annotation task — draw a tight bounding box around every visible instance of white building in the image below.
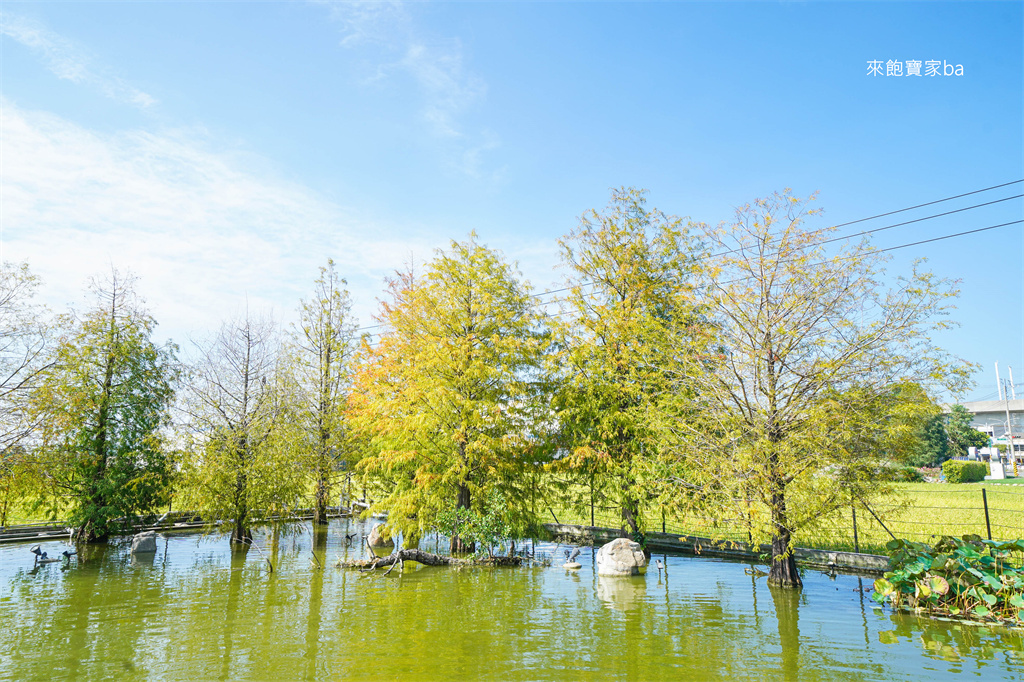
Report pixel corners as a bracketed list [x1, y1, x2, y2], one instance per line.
[955, 398, 1024, 458]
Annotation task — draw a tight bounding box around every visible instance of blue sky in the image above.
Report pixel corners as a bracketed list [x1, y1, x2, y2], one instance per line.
[2, 1, 1021, 401]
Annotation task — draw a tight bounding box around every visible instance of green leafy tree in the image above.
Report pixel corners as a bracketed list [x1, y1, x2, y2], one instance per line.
[289, 260, 356, 525]
[903, 409, 950, 468]
[350, 236, 550, 551]
[945, 404, 988, 457]
[179, 311, 303, 542]
[664, 191, 971, 587]
[434, 489, 516, 557]
[874, 382, 949, 469]
[551, 187, 706, 545]
[32, 270, 177, 542]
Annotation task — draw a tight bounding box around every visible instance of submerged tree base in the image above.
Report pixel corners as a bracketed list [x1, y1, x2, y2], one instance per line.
[337, 548, 522, 570]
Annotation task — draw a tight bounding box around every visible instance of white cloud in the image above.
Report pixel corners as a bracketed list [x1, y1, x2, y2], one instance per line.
[317, 0, 499, 177]
[0, 13, 156, 109]
[0, 100, 440, 346]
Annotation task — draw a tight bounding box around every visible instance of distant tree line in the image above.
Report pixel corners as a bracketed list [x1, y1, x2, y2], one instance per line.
[906, 404, 990, 468]
[0, 188, 974, 588]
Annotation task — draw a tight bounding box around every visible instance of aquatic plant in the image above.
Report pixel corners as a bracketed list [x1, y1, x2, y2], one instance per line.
[873, 535, 1024, 624]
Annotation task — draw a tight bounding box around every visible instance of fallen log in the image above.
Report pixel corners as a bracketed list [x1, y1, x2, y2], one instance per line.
[337, 548, 522, 570]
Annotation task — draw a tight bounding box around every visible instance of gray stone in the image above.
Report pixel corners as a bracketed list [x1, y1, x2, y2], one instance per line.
[596, 537, 647, 576]
[131, 531, 158, 554]
[367, 524, 394, 549]
[563, 561, 582, 570]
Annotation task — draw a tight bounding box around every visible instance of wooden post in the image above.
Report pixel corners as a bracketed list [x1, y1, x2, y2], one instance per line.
[851, 491, 859, 554]
[590, 472, 595, 528]
[982, 488, 992, 541]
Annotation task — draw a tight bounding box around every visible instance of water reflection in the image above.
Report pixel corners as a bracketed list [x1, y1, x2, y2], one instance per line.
[595, 575, 647, 611]
[130, 549, 157, 568]
[878, 610, 1024, 673]
[770, 586, 801, 682]
[220, 542, 248, 681]
[303, 525, 328, 681]
[2, 522, 1023, 682]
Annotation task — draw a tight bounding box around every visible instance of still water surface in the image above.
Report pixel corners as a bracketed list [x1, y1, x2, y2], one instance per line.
[1, 518, 1022, 681]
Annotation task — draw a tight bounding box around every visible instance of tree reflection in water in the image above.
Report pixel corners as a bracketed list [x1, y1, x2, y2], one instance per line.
[770, 585, 801, 682]
[3, 524, 1024, 681]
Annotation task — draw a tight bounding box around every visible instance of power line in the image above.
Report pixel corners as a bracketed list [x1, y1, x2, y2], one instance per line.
[531, 196, 1022, 310]
[877, 219, 1023, 254]
[829, 179, 1023, 229]
[708, 193, 1022, 261]
[361, 219, 1024, 349]
[528, 187, 1023, 299]
[355, 181, 1023, 337]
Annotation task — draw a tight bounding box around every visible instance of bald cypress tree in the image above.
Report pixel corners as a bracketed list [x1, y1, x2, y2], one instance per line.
[350, 235, 550, 552]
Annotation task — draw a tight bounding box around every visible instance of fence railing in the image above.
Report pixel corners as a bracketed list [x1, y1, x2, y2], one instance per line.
[548, 484, 1024, 557]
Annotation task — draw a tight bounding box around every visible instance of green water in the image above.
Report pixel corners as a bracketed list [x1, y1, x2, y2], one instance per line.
[2, 519, 1021, 681]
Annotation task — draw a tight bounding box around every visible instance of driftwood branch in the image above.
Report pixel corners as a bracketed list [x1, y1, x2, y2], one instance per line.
[338, 548, 522, 570]
[239, 538, 274, 573]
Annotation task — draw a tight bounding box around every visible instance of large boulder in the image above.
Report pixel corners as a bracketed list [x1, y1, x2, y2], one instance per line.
[367, 524, 394, 550]
[596, 537, 647, 577]
[131, 531, 158, 554]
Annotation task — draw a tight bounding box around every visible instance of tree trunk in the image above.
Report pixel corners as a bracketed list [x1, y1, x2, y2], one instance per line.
[620, 471, 644, 547]
[313, 379, 331, 525]
[767, 489, 801, 588]
[232, 518, 252, 543]
[231, 462, 251, 542]
[450, 483, 475, 553]
[621, 495, 642, 541]
[80, 342, 117, 544]
[313, 466, 329, 526]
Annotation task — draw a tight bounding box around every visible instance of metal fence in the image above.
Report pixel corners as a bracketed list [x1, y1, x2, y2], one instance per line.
[549, 483, 1024, 557]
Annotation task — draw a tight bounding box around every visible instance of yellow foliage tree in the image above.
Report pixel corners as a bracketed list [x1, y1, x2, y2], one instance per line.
[661, 191, 972, 587]
[350, 235, 551, 551]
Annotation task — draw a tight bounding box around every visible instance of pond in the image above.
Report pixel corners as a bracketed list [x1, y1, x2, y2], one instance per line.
[1, 517, 1021, 681]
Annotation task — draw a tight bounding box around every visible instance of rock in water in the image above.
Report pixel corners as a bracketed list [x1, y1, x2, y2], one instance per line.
[131, 531, 158, 554]
[563, 562, 582, 570]
[595, 538, 647, 577]
[367, 524, 395, 549]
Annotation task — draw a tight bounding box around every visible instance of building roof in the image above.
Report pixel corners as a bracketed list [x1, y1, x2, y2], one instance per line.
[952, 399, 1024, 414]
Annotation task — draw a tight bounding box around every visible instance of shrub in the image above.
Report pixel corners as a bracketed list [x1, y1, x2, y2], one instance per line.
[870, 462, 924, 482]
[892, 465, 925, 483]
[941, 459, 988, 484]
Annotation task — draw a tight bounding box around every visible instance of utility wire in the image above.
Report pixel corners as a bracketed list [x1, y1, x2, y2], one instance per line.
[361, 219, 1023, 349]
[877, 219, 1022, 254]
[530, 181, 1024, 297]
[355, 181, 1023, 336]
[829, 179, 1022, 230]
[531, 203, 1023, 310]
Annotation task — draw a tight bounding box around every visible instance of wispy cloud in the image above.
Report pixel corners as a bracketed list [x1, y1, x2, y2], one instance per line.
[1, 100, 441, 343]
[317, 0, 500, 177]
[0, 13, 156, 109]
